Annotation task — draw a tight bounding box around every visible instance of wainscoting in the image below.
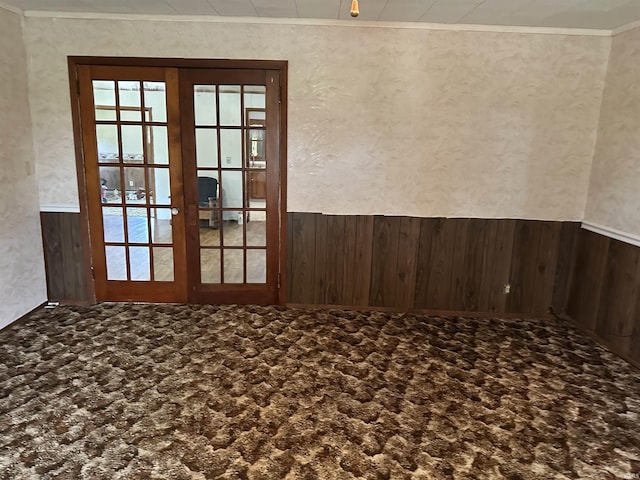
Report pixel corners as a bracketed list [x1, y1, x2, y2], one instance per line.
[40, 212, 91, 303]
[287, 213, 580, 315]
[42, 211, 580, 315]
[567, 228, 640, 366]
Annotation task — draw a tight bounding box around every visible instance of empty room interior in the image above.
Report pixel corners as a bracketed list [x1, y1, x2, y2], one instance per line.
[1, 0, 640, 478]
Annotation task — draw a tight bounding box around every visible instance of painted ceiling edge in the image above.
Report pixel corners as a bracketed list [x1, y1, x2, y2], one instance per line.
[611, 19, 640, 36]
[0, 1, 23, 15]
[19, 9, 615, 37]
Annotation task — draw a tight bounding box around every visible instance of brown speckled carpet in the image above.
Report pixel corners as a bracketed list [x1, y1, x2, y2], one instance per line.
[0, 304, 639, 479]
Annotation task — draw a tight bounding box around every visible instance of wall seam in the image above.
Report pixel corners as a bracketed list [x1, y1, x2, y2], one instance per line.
[580, 34, 614, 226]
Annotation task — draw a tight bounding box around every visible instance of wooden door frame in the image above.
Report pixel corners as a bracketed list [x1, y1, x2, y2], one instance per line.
[68, 57, 288, 305]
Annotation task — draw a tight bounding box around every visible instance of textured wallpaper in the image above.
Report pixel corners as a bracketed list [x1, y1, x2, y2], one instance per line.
[584, 26, 640, 237]
[0, 9, 47, 328]
[24, 17, 610, 220]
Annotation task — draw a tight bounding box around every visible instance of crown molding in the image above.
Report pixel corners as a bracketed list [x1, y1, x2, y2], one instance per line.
[22, 10, 613, 36]
[611, 19, 640, 36]
[581, 221, 640, 248]
[0, 1, 23, 16]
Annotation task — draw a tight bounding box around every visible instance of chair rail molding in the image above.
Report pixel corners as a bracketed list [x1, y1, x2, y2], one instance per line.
[40, 205, 81, 213]
[581, 222, 640, 249]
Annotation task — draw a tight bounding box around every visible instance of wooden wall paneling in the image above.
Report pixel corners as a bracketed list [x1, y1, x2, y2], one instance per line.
[41, 210, 588, 315]
[59, 213, 77, 300]
[633, 278, 640, 365]
[369, 216, 401, 307]
[531, 221, 562, 315]
[64, 212, 89, 302]
[441, 218, 469, 310]
[285, 214, 585, 317]
[477, 219, 498, 312]
[41, 212, 65, 300]
[286, 212, 294, 298]
[507, 220, 542, 313]
[594, 240, 640, 356]
[566, 228, 640, 367]
[40, 212, 90, 302]
[463, 218, 488, 311]
[396, 217, 421, 309]
[341, 216, 358, 306]
[425, 218, 457, 310]
[324, 215, 346, 305]
[487, 219, 516, 312]
[288, 212, 317, 304]
[313, 214, 328, 304]
[351, 216, 374, 306]
[551, 222, 579, 313]
[413, 218, 437, 309]
[566, 229, 610, 331]
[448, 219, 470, 311]
[630, 313, 640, 366]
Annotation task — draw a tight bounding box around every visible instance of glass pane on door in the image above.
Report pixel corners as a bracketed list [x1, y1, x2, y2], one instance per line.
[223, 249, 243, 283]
[247, 250, 266, 283]
[105, 246, 126, 281]
[194, 83, 267, 285]
[196, 129, 218, 168]
[92, 78, 176, 284]
[118, 81, 142, 121]
[96, 124, 119, 161]
[219, 85, 241, 126]
[194, 86, 217, 126]
[201, 249, 221, 284]
[147, 126, 169, 165]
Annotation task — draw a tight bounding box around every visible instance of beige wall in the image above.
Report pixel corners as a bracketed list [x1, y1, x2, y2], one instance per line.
[584, 26, 640, 237]
[24, 16, 610, 220]
[0, 8, 47, 328]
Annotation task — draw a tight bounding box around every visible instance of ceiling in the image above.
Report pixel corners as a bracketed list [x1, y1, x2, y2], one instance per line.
[2, 0, 640, 31]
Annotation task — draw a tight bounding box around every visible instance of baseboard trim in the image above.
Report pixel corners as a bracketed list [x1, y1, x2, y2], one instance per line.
[1, 301, 47, 332]
[50, 299, 92, 306]
[286, 303, 548, 319]
[581, 222, 640, 249]
[555, 312, 640, 370]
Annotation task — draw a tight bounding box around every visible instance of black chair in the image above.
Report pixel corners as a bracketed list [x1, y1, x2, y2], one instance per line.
[198, 176, 219, 228]
[198, 176, 218, 205]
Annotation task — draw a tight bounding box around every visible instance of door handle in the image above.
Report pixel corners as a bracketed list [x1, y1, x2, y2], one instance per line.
[171, 207, 180, 216]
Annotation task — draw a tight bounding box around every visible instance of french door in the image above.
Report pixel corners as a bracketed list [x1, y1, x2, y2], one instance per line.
[75, 60, 285, 304]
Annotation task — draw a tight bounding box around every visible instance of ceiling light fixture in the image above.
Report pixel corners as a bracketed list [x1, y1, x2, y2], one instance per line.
[350, 0, 359, 17]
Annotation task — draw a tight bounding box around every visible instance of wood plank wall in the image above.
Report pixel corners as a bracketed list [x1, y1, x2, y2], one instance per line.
[40, 212, 91, 303]
[40, 211, 579, 315]
[287, 213, 580, 315]
[567, 228, 640, 365]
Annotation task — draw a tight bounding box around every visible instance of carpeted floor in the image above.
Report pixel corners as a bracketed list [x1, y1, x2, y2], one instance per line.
[0, 304, 639, 479]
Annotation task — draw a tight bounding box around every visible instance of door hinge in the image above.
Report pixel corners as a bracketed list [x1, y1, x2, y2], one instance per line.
[76, 78, 81, 95]
[90, 265, 95, 279]
[277, 273, 281, 289]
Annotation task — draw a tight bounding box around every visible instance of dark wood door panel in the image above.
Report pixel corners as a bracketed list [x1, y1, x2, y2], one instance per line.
[179, 68, 284, 305]
[76, 64, 188, 303]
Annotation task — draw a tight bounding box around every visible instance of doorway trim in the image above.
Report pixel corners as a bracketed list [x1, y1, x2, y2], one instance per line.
[67, 56, 288, 305]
